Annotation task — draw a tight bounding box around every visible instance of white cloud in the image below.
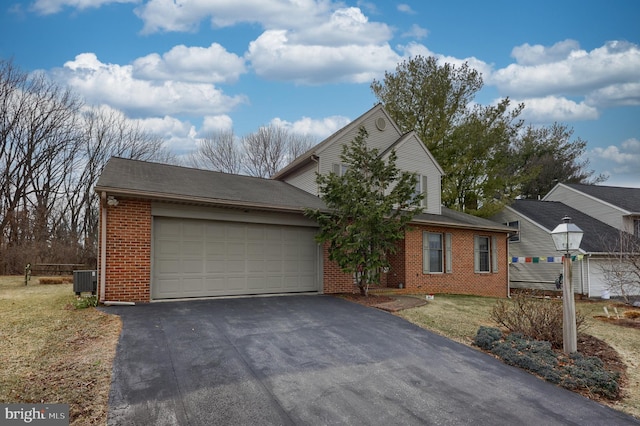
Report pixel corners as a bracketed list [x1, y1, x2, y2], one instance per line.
[586, 82, 640, 108]
[132, 43, 246, 84]
[270, 115, 351, 139]
[401, 24, 428, 40]
[510, 39, 580, 66]
[591, 138, 640, 185]
[397, 4, 416, 14]
[491, 40, 640, 109]
[201, 115, 234, 135]
[135, 0, 334, 34]
[56, 53, 247, 116]
[516, 96, 599, 123]
[291, 7, 392, 46]
[30, 0, 135, 15]
[246, 30, 401, 84]
[137, 115, 199, 153]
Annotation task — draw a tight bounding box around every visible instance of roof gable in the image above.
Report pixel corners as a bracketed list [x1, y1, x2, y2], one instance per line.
[272, 104, 401, 180]
[380, 131, 444, 175]
[508, 199, 625, 253]
[544, 183, 640, 213]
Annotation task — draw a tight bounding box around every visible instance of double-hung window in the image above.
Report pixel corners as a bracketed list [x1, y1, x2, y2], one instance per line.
[413, 175, 428, 208]
[423, 232, 452, 273]
[332, 163, 349, 176]
[474, 235, 498, 273]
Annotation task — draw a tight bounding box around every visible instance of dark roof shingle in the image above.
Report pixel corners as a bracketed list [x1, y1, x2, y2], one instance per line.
[509, 199, 624, 253]
[95, 157, 326, 211]
[565, 183, 640, 212]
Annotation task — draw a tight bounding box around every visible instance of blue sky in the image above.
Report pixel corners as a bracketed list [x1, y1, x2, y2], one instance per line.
[1, 0, 639, 187]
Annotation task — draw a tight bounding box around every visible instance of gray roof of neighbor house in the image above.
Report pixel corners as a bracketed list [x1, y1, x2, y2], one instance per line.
[564, 183, 640, 213]
[508, 199, 624, 253]
[96, 157, 512, 233]
[414, 207, 515, 232]
[95, 157, 327, 212]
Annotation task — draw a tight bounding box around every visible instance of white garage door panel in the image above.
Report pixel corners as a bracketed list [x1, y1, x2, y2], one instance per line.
[153, 217, 319, 299]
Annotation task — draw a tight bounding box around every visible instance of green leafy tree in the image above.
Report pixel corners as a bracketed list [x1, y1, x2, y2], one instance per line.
[511, 123, 606, 199]
[371, 55, 525, 216]
[305, 127, 422, 296]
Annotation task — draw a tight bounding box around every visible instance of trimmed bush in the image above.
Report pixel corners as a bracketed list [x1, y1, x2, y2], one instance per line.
[474, 326, 503, 350]
[490, 292, 586, 349]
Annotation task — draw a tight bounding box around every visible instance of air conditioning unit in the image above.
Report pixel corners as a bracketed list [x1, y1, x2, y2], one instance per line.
[73, 270, 97, 295]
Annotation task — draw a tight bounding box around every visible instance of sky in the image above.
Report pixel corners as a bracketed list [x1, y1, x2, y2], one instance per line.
[1, 0, 639, 187]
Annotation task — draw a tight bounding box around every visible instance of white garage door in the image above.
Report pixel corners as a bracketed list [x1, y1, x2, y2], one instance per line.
[153, 217, 319, 299]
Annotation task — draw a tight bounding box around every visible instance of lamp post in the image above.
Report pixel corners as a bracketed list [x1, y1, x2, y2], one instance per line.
[551, 216, 584, 354]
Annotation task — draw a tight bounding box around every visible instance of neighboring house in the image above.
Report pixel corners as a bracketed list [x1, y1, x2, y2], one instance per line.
[491, 199, 631, 298]
[95, 104, 513, 303]
[543, 183, 640, 237]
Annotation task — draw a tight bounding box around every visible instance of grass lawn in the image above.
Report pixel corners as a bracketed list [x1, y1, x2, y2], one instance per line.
[0, 276, 121, 425]
[397, 294, 640, 420]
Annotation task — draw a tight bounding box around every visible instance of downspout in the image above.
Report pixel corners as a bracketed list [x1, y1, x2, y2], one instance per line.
[506, 235, 511, 298]
[100, 192, 107, 303]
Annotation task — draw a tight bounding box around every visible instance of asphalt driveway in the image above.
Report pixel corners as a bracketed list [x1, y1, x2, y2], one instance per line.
[104, 295, 639, 425]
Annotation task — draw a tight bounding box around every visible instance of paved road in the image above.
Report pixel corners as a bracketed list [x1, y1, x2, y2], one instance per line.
[104, 295, 639, 425]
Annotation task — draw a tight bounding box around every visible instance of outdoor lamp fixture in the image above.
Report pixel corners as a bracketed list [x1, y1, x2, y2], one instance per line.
[551, 216, 584, 354]
[107, 196, 119, 207]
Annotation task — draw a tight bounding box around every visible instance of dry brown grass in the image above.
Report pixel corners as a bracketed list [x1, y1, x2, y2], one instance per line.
[398, 294, 640, 420]
[0, 276, 121, 425]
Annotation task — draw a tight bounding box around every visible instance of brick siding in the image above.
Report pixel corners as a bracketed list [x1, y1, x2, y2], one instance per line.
[387, 225, 508, 297]
[101, 198, 152, 302]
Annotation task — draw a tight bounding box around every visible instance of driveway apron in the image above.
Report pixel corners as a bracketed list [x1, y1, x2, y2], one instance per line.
[104, 295, 639, 425]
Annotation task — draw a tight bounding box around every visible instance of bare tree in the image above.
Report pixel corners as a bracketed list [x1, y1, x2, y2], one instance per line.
[600, 231, 640, 303]
[243, 125, 315, 178]
[63, 106, 174, 266]
[0, 59, 83, 273]
[189, 129, 244, 174]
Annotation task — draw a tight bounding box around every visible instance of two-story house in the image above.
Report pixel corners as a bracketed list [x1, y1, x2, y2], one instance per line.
[491, 183, 640, 298]
[95, 104, 513, 303]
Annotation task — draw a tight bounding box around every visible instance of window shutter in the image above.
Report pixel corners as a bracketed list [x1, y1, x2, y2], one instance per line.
[473, 235, 480, 273]
[422, 232, 429, 273]
[422, 175, 428, 208]
[491, 236, 498, 273]
[332, 163, 341, 175]
[445, 233, 452, 273]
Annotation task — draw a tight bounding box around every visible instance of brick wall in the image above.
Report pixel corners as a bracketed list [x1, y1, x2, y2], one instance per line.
[321, 243, 389, 294]
[101, 198, 152, 302]
[389, 225, 508, 297]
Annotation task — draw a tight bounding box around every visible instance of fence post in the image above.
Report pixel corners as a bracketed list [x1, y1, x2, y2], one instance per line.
[24, 263, 32, 286]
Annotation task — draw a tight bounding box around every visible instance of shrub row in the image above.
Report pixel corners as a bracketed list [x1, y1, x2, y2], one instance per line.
[474, 326, 620, 399]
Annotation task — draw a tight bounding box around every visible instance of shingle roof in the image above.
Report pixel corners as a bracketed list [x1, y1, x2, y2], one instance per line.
[95, 157, 327, 212]
[96, 157, 511, 233]
[565, 183, 640, 213]
[414, 207, 514, 232]
[509, 199, 623, 253]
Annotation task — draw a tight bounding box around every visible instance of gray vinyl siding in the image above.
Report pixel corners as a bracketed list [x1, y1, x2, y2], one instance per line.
[317, 111, 402, 178]
[393, 134, 442, 215]
[492, 209, 584, 294]
[282, 161, 318, 195]
[545, 186, 626, 230]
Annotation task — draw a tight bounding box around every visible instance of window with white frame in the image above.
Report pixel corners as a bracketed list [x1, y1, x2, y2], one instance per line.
[423, 232, 452, 273]
[332, 163, 349, 176]
[413, 175, 428, 208]
[506, 220, 520, 242]
[474, 235, 498, 273]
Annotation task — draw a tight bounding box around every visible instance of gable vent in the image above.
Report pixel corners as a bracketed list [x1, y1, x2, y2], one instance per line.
[375, 117, 386, 131]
